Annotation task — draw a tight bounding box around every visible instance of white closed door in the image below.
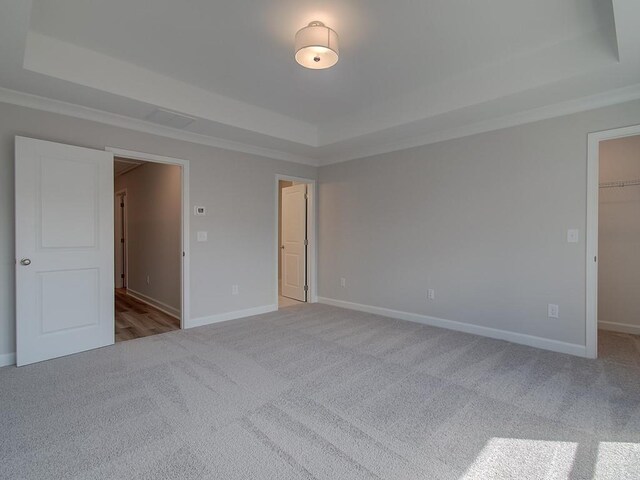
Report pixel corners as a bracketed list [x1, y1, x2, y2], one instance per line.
[281, 184, 307, 301]
[15, 136, 114, 366]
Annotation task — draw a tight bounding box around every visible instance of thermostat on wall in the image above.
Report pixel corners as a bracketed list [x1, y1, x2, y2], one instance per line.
[194, 206, 206, 216]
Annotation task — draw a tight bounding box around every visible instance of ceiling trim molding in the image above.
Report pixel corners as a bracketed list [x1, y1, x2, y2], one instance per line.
[2, 81, 640, 168]
[0, 87, 319, 166]
[318, 82, 640, 165]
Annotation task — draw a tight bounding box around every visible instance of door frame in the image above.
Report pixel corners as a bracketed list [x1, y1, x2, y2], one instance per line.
[586, 123, 640, 358]
[275, 174, 317, 306]
[114, 188, 128, 289]
[107, 147, 190, 329]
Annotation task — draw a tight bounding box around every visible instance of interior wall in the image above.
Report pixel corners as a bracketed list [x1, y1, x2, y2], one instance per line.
[318, 99, 640, 350]
[278, 180, 293, 283]
[598, 135, 640, 334]
[115, 160, 182, 313]
[0, 101, 316, 358]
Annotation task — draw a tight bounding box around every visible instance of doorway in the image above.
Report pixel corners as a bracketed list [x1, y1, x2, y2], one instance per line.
[112, 150, 189, 341]
[586, 124, 640, 360]
[15, 139, 190, 366]
[276, 175, 317, 309]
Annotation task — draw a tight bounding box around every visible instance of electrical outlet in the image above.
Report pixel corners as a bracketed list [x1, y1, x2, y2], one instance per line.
[548, 304, 559, 319]
[427, 289, 435, 300]
[232, 285, 239, 295]
[340, 277, 346, 288]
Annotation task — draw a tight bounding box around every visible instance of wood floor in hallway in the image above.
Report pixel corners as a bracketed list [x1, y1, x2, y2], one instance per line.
[115, 288, 180, 342]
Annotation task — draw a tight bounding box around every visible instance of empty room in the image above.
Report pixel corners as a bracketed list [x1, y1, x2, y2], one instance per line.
[1, 1, 640, 479]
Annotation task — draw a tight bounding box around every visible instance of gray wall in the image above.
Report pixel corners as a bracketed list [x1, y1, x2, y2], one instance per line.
[0, 101, 316, 357]
[115, 161, 182, 311]
[318, 99, 640, 347]
[598, 135, 640, 332]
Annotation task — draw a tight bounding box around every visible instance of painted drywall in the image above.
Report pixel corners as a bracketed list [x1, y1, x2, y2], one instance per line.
[115, 161, 182, 313]
[0, 101, 316, 358]
[318, 99, 640, 349]
[278, 180, 293, 282]
[598, 135, 640, 333]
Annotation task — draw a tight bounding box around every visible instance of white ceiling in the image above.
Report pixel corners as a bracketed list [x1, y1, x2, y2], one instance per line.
[1, 0, 639, 165]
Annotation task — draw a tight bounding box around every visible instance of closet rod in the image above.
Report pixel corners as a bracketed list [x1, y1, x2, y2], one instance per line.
[599, 179, 640, 189]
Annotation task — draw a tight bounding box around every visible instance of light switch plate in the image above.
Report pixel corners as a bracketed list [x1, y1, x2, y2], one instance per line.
[567, 229, 579, 243]
[197, 231, 208, 242]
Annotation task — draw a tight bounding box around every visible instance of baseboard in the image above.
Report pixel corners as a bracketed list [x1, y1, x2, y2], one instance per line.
[0, 352, 16, 367]
[126, 288, 181, 320]
[599, 321, 640, 335]
[318, 297, 587, 357]
[186, 304, 278, 329]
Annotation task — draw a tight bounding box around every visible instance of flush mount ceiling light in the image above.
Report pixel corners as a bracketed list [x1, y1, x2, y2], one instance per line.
[294, 21, 339, 69]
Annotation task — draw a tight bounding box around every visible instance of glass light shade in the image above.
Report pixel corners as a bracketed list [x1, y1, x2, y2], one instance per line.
[294, 21, 339, 69]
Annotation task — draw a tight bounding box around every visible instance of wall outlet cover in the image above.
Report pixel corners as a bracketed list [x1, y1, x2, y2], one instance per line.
[567, 229, 579, 243]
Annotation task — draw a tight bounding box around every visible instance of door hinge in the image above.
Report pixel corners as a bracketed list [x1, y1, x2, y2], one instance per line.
[120, 203, 124, 208]
[120, 238, 125, 243]
[304, 239, 308, 246]
[304, 193, 309, 199]
[120, 273, 124, 278]
[183, 251, 185, 257]
[304, 285, 308, 292]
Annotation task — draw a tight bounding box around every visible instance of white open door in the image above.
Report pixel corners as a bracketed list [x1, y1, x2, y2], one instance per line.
[15, 137, 114, 366]
[281, 184, 307, 301]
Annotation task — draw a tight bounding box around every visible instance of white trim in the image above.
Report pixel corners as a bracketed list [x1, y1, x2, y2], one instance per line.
[598, 321, 640, 336]
[126, 288, 181, 320]
[3, 84, 640, 168]
[318, 297, 587, 357]
[275, 175, 318, 307]
[0, 352, 16, 368]
[107, 147, 190, 329]
[586, 123, 640, 359]
[0, 87, 317, 166]
[186, 304, 277, 329]
[319, 83, 640, 165]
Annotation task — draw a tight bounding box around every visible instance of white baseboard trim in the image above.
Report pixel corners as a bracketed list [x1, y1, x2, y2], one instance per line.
[186, 304, 278, 329]
[0, 352, 16, 367]
[126, 288, 181, 320]
[599, 321, 640, 335]
[318, 297, 587, 357]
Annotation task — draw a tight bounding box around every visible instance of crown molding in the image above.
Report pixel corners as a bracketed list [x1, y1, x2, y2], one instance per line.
[2, 81, 640, 168]
[318, 82, 640, 165]
[0, 87, 319, 166]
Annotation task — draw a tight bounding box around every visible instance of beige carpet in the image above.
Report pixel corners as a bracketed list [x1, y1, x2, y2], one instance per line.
[1, 304, 639, 479]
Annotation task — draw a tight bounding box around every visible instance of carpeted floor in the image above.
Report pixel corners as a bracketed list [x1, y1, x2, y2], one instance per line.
[1, 304, 639, 479]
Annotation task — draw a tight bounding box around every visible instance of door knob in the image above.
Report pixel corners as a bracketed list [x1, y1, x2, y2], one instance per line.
[20, 258, 31, 266]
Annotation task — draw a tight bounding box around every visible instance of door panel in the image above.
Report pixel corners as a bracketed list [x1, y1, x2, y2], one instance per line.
[15, 136, 114, 366]
[281, 184, 307, 302]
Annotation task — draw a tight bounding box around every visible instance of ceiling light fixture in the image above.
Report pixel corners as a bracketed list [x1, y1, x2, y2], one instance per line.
[294, 21, 339, 70]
